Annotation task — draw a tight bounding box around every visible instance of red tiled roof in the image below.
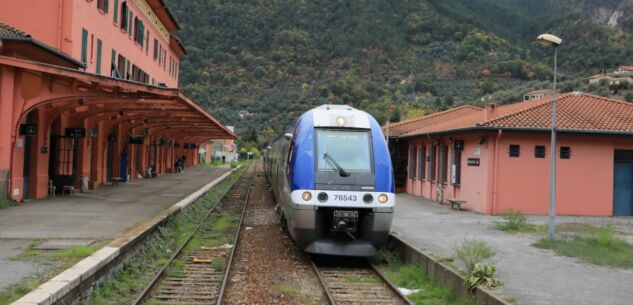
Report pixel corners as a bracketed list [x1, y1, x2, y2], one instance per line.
[392, 93, 633, 137]
[482, 93, 633, 132]
[620, 66, 633, 71]
[0, 23, 29, 38]
[383, 105, 481, 136]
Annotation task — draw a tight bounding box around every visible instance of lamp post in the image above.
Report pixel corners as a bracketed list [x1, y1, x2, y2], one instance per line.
[537, 33, 562, 239]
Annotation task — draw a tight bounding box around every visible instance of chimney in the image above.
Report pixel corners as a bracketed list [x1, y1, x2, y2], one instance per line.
[484, 103, 496, 121]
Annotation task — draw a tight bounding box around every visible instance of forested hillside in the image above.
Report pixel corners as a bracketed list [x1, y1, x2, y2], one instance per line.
[164, 0, 633, 148]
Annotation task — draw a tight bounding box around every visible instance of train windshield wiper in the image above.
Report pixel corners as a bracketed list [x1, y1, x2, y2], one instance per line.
[323, 153, 350, 177]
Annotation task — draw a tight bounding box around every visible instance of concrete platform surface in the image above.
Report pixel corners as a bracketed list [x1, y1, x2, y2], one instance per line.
[0, 166, 230, 239]
[0, 166, 230, 291]
[392, 193, 633, 305]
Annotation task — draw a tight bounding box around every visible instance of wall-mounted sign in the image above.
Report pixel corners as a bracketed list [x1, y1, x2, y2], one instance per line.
[129, 135, 144, 144]
[467, 158, 480, 166]
[40, 146, 49, 154]
[65, 128, 86, 139]
[89, 128, 99, 139]
[19, 124, 37, 136]
[454, 140, 464, 150]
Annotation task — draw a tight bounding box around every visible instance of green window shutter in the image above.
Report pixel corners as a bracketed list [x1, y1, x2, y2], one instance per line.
[81, 28, 88, 64]
[145, 31, 149, 53]
[104, 0, 109, 13]
[96, 39, 102, 74]
[128, 11, 133, 36]
[112, 0, 118, 23]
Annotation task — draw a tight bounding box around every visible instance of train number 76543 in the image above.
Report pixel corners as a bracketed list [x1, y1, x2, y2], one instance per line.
[334, 194, 357, 201]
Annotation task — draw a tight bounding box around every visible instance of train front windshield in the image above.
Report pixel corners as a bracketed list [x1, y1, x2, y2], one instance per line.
[316, 129, 372, 173]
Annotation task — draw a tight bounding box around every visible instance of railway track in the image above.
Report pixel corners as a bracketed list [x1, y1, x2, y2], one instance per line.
[132, 164, 255, 305]
[310, 256, 414, 305]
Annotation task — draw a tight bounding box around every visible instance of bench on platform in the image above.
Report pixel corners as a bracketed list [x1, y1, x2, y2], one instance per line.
[447, 198, 466, 210]
[62, 185, 75, 196]
[111, 177, 123, 187]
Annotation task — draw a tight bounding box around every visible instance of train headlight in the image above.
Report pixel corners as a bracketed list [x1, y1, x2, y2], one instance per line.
[302, 191, 312, 201]
[336, 116, 345, 126]
[378, 194, 388, 204]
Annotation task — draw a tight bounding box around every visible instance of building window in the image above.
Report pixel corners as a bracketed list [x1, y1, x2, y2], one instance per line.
[429, 145, 437, 181]
[90, 34, 94, 63]
[112, 0, 118, 24]
[560, 146, 571, 159]
[408, 146, 416, 179]
[535, 145, 546, 158]
[81, 28, 88, 64]
[117, 54, 126, 79]
[145, 31, 150, 53]
[120, 2, 128, 31]
[417, 146, 426, 180]
[452, 142, 463, 185]
[439, 145, 448, 183]
[96, 39, 102, 74]
[111, 49, 120, 78]
[97, 0, 109, 13]
[153, 39, 158, 60]
[128, 11, 133, 37]
[509, 144, 520, 157]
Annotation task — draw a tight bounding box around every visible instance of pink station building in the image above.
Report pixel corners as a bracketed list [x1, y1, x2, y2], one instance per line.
[0, 0, 235, 202]
[385, 92, 633, 217]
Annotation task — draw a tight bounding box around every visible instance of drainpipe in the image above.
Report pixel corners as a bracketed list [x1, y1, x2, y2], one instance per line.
[58, 0, 63, 49]
[491, 129, 502, 215]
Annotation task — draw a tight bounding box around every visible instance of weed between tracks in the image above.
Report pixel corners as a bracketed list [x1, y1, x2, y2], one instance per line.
[373, 249, 474, 305]
[82, 166, 248, 305]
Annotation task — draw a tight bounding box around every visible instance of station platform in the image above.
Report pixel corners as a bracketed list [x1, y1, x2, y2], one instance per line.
[0, 166, 231, 291]
[391, 193, 633, 305]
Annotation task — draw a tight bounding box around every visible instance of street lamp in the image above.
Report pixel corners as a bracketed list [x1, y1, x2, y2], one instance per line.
[537, 33, 562, 239]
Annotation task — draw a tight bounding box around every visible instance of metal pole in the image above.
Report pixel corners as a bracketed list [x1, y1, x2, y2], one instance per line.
[548, 46, 558, 239]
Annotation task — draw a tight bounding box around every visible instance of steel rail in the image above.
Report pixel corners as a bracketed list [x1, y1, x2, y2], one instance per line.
[131, 164, 253, 305]
[309, 255, 415, 305]
[215, 164, 256, 305]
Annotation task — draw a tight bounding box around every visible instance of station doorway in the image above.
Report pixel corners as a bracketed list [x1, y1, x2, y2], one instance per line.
[614, 150, 633, 216]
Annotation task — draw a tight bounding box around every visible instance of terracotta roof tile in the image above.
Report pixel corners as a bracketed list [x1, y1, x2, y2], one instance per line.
[394, 93, 633, 137]
[482, 93, 633, 132]
[0, 23, 29, 38]
[384, 105, 481, 136]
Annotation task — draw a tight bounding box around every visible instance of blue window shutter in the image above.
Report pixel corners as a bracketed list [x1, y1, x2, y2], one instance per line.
[81, 28, 88, 64]
[96, 39, 102, 74]
[113, 0, 118, 23]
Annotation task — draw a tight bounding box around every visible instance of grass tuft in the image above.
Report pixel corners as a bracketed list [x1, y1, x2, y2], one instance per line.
[534, 226, 633, 268]
[453, 238, 494, 272]
[0, 198, 17, 209]
[495, 209, 542, 233]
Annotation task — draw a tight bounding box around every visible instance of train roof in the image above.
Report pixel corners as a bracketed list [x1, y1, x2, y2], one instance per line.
[309, 104, 371, 129]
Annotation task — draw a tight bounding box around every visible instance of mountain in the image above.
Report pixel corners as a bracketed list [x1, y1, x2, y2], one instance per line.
[164, 0, 633, 148]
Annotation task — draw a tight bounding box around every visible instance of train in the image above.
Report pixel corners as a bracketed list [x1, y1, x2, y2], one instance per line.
[264, 104, 395, 257]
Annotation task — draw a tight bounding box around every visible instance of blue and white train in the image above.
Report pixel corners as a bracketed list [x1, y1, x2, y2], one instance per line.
[264, 105, 395, 257]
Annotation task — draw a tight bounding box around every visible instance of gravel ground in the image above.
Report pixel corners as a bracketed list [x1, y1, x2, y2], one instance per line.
[224, 168, 326, 305]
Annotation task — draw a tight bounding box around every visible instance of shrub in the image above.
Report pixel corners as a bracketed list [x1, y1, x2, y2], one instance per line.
[454, 237, 494, 272]
[496, 209, 528, 232]
[230, 162, 239, 168]
[464, 263, 501, 294]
